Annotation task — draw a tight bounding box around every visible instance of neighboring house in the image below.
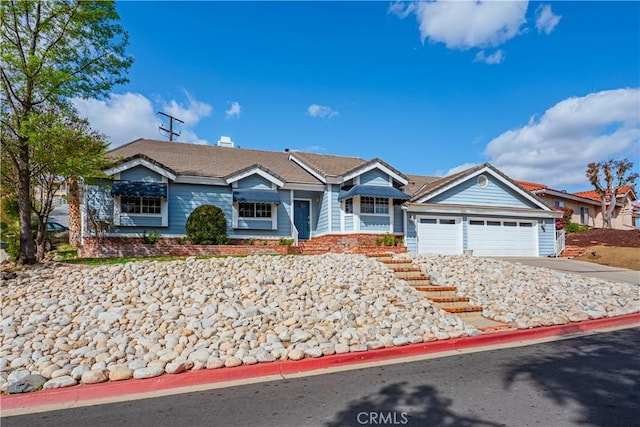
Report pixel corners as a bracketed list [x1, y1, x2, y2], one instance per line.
[515, 180, 638, 230]
[573, 185, 638, 229]
[515, 180, 600, 227]
[84, 138, 562, 257]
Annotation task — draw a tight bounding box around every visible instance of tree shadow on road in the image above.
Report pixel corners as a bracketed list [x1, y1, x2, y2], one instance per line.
[326, 381, 504, 427]
[503, 328, 640, 427]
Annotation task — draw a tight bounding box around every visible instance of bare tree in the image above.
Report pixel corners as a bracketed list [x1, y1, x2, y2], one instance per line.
[586, 159, 638, 228]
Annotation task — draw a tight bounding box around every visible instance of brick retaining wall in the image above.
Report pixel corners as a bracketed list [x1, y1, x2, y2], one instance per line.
[79, 237, 299, 258]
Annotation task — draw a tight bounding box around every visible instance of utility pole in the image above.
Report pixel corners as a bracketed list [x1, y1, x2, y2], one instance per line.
[158, 111, 184, 142]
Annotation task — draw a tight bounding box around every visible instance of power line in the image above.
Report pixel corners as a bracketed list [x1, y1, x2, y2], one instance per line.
[158, 111, 184, 142]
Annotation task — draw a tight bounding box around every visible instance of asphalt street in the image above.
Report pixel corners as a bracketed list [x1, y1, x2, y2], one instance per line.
[4, 327, 639, 427]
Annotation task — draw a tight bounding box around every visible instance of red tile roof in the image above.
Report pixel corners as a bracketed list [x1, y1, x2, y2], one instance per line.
[573, 185, 636, 202]
[514, 180, 547, 192]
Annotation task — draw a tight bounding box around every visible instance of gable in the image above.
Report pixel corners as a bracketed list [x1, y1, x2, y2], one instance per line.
[119, 165, 162, 182]
[429, 173, 539, 209]
[236, 174, 274, 190]
[360, 168, 391, 187]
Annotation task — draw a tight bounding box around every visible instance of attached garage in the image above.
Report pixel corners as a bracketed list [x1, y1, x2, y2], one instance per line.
[404, 164, 562, 257]
[467, 218, 537, 257]
[417, 217, 462, 255]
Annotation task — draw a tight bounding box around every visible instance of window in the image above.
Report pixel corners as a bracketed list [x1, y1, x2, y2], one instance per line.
[440, 219, 456, 225]
[554, 200, 565, 208]
[345, 198, 353, 214]
[580, 207, 589, 225]
[469, 220, 484, 226]
[121, 197, 161, 214]
[360, 197, 389, 214]
[238, 202, 272, 219]
[477, 174, 488, 188]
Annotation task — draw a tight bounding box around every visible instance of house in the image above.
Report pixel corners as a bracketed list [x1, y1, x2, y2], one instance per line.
[515, 180, 638, 230]
[84, 138, 562, 257]
[573, 185, 638, 229]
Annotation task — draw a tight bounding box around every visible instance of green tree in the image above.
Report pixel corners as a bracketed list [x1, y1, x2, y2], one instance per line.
[586, 159, 638, 229]
[1, 0, 132, 263]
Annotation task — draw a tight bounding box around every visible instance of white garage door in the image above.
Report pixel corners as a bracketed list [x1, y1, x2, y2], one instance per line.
[417, 217, 463, 255]
[467, 218, 537, 257]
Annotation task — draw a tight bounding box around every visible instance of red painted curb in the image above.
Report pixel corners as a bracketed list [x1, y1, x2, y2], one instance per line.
[2, 312, 639, 413]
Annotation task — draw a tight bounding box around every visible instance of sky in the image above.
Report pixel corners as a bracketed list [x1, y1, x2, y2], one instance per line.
[71, 1, 640, 192]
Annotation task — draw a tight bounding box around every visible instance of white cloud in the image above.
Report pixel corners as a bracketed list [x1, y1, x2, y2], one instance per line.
[391, 1, 528, 49]
[225, 101, 242, 119]
[72, 92, 212, 148]
[474, 49, 505, 65]
[307, 104, 339, 119]
[535, 4, 561, 34]
[162, 90, 212, 126]
[484, 88, 640, 188]
[446, 162, 479, 176]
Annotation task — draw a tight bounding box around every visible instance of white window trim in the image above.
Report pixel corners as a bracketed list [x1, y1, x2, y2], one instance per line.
[232, 202, 277, 230]
[359, 196, 391, 216]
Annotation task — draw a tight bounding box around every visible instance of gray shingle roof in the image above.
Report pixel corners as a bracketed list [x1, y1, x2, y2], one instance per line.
[403, 174, 441, 197]
[289, 151, 367, 177]
[108, 139, 322, 184]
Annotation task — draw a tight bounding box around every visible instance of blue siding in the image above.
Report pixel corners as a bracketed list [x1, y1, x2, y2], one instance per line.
[393, 205, 404, 233]
[406, 220, 417, 253]
[430, 175, 532, 208]
[167, 184, 232, 235]
[360, 169, 390, 186]
[235, 219, 272, 230]
[85, 185, 114, 221]
[538, 219, 556, 257]
[120, 166, 161, 182]
[331, 185, 340, 232]
[360, 215, 389, 231]
[237, 175, 272, 190]
[119, 215, 162, 227]
[317, 189, 329, 234]
[345, 215, 354, 231]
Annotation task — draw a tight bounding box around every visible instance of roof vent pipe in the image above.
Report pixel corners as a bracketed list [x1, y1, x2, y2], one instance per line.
[217, 136, 235, 147]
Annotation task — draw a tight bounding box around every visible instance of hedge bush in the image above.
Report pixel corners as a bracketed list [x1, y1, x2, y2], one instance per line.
[185, 205, 228, 245]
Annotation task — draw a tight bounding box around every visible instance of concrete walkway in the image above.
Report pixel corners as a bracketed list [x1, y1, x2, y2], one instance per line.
[497, 257, 640, 285]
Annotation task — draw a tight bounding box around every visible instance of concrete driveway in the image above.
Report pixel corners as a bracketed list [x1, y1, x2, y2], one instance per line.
[498, 257, 640, 285]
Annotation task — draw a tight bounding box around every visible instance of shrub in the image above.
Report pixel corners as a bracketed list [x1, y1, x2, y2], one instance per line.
[216, 235, 230, 245]
[245, 238, 256, 246]
[140, 230, 160, 244]
[0, 221, 20, 260]
[175, 237, 188, 245]
[278, 238, 294, 246]
[186, 205, 228, 245]
[555, 207, 573, 231]
[375, 236, 385, 246]
[383, 233, 396, 246]
[565, 222, 589, 233]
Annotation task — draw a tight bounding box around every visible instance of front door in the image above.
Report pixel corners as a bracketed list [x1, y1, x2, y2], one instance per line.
[294, 200, 311, 240]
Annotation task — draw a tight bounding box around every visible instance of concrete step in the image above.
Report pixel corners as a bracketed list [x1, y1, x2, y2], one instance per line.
[431, 296, 472, 309]
[415, 286, 458, 297]
[392, 269, 423, 279]
[406, 276, 432, 286]
[442, 305, 484, 320]
[381, 260, 414, 268]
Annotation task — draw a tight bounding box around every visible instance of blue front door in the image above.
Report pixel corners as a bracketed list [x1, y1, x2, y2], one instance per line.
[294, 200, 310, 240]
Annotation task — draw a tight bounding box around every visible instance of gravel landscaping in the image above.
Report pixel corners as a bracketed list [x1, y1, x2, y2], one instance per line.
[0, 254, 470, 393]
[1, 253, 638, 394]
[402, 254, 640, 328]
